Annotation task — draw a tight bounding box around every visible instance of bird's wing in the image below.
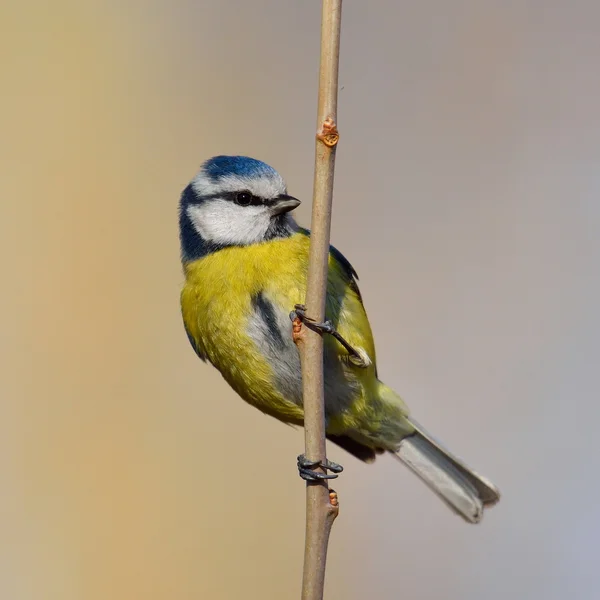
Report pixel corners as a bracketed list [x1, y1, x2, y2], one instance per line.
[298, 228, 377, 370]
[329, 243, 364, 305]
[297, 225, 363, 302]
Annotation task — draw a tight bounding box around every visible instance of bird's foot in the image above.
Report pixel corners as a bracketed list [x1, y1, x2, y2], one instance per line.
[297, 454, 344, 482]
[289, 304, 371, 368]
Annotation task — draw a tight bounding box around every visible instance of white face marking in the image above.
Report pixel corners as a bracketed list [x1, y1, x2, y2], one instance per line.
[191, 173, 286, 200]
[188, 169, 291, 246]
[187, 200, 274, 246]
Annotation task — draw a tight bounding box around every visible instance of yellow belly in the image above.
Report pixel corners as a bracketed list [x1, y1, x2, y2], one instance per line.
[180, 232, 389, 438]
[181, 235, 311, 423]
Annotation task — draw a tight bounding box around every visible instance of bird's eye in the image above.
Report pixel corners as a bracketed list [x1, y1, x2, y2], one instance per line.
[235, 192, 253, 206]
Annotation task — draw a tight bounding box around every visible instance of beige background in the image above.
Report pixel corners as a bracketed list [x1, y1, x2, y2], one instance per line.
[2, 1, 600, 599]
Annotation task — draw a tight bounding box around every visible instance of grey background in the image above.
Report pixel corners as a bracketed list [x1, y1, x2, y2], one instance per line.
[2, 1, 599, 598]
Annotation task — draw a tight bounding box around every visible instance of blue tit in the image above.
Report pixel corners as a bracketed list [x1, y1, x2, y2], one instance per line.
[179, 155, 500, 523]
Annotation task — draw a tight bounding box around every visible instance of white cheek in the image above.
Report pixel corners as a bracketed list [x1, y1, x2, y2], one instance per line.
[187, 201, 271, 246]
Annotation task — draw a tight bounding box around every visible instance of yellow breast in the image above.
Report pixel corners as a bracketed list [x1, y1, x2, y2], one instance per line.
[181, 234, 311, 422]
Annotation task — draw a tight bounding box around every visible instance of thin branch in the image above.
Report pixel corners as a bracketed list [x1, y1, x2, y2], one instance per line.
[296, 2, 343, 600]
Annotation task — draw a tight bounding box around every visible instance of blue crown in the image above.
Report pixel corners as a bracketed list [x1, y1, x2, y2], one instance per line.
[202, 156, 278, 181]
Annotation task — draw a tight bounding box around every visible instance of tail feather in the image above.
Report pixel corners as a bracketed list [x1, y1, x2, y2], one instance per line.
[393, 419, 500, 524]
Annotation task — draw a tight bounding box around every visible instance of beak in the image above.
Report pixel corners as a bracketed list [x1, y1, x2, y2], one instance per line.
[270, 194, 301, 215]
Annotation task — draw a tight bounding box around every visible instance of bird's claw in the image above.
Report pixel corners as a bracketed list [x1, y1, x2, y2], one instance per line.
[289, 304, 370, 368]
[297, 454, 344, 482]
[289, 304, 322, 328]
[297, 459, 343, 482]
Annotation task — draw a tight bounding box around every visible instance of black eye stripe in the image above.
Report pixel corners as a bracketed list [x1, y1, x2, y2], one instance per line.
[196, 191, 267, 206]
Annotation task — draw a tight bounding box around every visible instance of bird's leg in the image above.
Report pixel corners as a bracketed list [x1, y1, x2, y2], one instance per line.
[289, 304, 371, 367]
[297, 454, 344, 482]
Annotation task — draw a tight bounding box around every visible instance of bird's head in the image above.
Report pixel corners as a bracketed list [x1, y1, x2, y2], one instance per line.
[179, 156, 301, 260]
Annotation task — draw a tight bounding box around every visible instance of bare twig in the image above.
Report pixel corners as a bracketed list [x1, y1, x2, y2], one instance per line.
[296, 2, 343, 599]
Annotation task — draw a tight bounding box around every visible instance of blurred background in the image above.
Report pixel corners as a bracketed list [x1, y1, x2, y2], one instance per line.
[2, 1, 600, 598]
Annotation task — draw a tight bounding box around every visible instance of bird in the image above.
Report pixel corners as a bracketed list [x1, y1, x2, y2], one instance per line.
[179, 155, 500, 523]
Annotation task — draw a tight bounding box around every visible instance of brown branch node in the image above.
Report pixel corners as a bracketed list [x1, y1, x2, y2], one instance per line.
[317, 117, 339, 147]
[292, 316, 305, 345]
[328, 489, 339, 511]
